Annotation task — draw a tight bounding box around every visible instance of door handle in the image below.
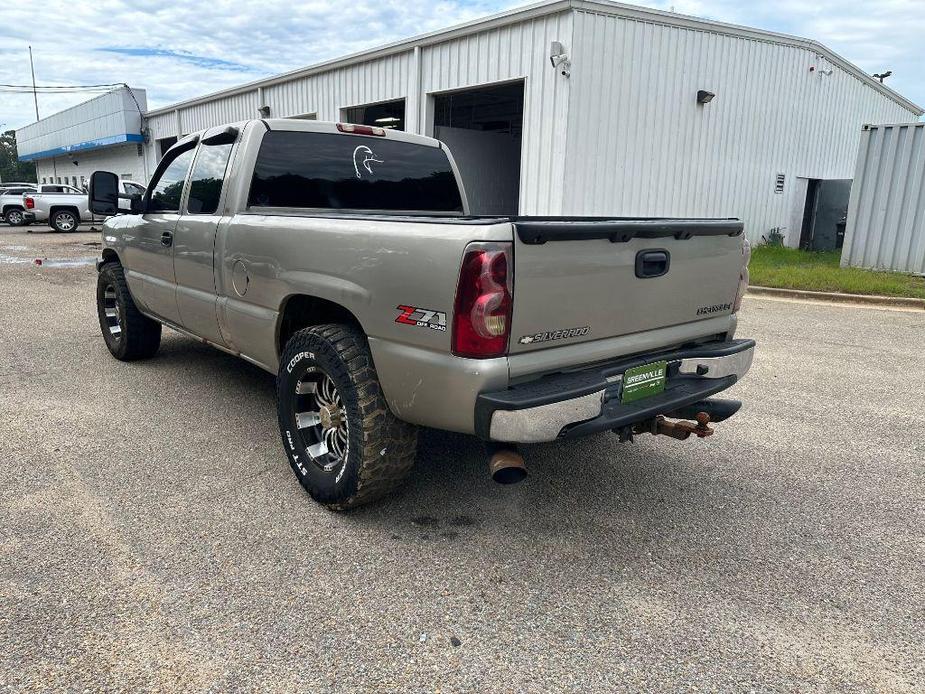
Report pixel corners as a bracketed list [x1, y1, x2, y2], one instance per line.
[161, 231, 173, 247]
[635, 249, 670, 278]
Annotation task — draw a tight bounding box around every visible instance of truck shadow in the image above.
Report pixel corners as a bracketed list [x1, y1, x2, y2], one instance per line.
[153, 333, 770, 560]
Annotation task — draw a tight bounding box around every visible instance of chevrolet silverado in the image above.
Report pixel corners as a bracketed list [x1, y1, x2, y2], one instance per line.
[89, 119, 754, 509]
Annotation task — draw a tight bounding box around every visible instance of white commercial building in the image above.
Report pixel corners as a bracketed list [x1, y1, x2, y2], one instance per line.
[17, 0, 922, 244]
[17, 87, 149, 190]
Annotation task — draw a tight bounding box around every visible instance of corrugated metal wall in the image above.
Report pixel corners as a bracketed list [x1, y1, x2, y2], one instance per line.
[142, 5, 917, 226]
[265, 51, 414, 122]
[146, 11, 572, 214]
[564, 9, 917, 243]
[420, 13, 572, 213]
[841, 124, 925, 274]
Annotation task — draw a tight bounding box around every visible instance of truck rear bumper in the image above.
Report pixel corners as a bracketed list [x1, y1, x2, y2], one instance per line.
[476, 339, 755, 442]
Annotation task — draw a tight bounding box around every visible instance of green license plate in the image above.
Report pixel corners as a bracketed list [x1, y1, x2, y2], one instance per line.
[621, 360, 668, 404]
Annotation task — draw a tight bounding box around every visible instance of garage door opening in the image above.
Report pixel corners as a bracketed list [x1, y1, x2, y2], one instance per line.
[157, 136, 178, 158]
[432, 81, 524, 215]
[342, 99, 405, 131]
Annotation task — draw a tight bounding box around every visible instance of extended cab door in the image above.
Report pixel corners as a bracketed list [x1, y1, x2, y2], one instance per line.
[172, 131, 238, 345]
[124, 141, 197, 325]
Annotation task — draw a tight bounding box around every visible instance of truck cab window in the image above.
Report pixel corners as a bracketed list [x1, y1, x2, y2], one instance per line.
[187, 142, 234, 215]
[148, 148, 196, 212]
[248, 131, 463, 213]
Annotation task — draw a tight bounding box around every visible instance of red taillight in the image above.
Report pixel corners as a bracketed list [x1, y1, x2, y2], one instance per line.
[452, 242, 513, 358]
[336, 123, 386, 136]
[24, 196, 34, 209]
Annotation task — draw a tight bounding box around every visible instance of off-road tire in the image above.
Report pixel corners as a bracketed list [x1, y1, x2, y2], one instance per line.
[51, 209, 79, 233]
[96, 262, 161, 360]
[277, 324, 417, 510]
[4, 208, 25, 226]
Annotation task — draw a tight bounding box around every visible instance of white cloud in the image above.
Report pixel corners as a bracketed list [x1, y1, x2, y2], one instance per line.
[1, 0, 922, 133]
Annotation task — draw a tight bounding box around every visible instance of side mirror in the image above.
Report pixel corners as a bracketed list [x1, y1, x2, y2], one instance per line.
[89, 171, 120, 215]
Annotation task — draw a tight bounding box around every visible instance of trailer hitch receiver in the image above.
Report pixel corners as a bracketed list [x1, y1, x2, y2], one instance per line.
[633, 412, 715, 440]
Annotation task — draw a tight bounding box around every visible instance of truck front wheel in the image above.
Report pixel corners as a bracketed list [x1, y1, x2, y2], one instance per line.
[277, 324, 417, 510]
[96, 262, 161, 360]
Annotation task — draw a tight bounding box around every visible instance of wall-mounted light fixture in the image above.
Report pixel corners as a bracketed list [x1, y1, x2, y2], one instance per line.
[257, 105, 271, 118]
[696, 90, 715, 104]
[549, 41, 571, 78]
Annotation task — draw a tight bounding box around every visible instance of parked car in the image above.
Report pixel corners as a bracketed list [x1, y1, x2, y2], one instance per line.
[0, 181, 37, 192]
[23, 180, 145, 232]
[89, 119, 754, 510]
[1, 185, 37, 226]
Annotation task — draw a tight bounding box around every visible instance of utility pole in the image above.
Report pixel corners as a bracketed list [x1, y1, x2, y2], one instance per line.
[28, 46, 39, 121]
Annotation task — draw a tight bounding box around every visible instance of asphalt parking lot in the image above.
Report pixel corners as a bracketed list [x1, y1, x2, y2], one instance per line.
[1, 227, 923, 692]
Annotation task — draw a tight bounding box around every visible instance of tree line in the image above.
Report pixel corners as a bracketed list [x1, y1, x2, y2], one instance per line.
[0, 130, 37, 184]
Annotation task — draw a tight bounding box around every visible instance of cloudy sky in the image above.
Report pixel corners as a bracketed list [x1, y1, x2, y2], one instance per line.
[1, 0, 922, 131]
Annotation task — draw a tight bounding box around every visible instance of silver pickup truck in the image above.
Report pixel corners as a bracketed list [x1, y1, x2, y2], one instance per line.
[89, 119, 754, 510]
[23, 180, 145, 231]
[1, 184, 38, 226]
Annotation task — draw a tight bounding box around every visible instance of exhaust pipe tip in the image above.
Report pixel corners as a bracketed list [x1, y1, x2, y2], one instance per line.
[489, 448, 527, 485]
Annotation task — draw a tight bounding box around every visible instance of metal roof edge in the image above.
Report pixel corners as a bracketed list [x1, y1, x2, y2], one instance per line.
[144, 0, 922, 119]
[572, 0, 923, 116]
[862, 122, 925, 130]
[144, 0, 572, 118]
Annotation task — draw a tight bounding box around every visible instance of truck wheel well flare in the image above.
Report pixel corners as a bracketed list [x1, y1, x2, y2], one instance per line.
[277, 294, 363, 357]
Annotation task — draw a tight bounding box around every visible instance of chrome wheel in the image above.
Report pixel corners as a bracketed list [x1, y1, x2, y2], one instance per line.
[293, 371, 349, 474]
[7, 210, 23, 225]
[102, 284, 123, 339]
[54, 212, 76, 232]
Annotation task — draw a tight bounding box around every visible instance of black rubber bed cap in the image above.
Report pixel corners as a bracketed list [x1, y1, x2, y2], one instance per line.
[513, 217, 744, 245]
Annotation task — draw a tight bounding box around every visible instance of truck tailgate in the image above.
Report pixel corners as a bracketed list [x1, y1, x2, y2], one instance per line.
[509, 218, 745, 353]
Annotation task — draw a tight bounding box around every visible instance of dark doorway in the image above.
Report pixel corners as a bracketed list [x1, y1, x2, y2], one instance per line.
[157, 136, 178, 159]
[432, 81, 524, 215]
[800, 179, 852, 251]
[342, 99, 406, 131]
[799, 179, 820, 250]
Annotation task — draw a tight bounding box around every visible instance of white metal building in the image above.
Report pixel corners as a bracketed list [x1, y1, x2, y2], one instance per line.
[18, 0, 922, 244]
[17, 87, 149, 190]
[841, 122, 925, 274]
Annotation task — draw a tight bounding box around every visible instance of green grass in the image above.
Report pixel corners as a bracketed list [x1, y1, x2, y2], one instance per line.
[749, 245, 925, 299]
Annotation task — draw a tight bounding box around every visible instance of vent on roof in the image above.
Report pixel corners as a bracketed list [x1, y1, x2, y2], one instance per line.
[775, 173, 786, 194]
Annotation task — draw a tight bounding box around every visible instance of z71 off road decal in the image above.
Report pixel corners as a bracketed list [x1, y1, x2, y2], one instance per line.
[395, 305, 447, 332]
[518, 326, 590, 345]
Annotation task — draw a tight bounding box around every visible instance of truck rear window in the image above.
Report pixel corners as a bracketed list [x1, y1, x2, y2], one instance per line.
[247, 130, 464, 213]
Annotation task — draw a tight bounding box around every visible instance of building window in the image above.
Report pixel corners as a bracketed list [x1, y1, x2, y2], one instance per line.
[80, 176, 86, 190]
[342, 99, 405, 131]
[157, 136, 178, 159]
[42, 177, 46, 184]
[122, 173, 133, 180]
[775, 173, 786, 194]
